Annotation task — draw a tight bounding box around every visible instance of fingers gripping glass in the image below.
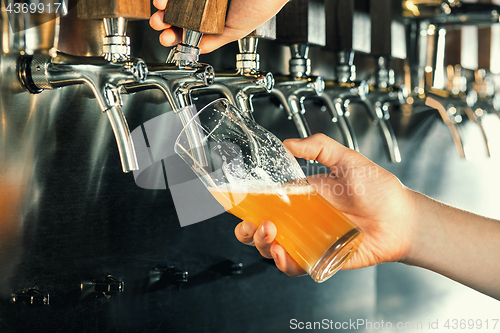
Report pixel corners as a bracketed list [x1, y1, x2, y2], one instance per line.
[175, 99, 363, 283]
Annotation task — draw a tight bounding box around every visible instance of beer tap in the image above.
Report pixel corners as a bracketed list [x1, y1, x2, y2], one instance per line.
[122, 29, 215, 139]
[406, 0, 500, 158]
[124, 0, 227, 111]
[405, 17, 466, 158]
[441, 64, 491, 157]
[270, 0, 326, 141]
[272, 0, 360, 151]
[321, 0, 374, 152]
[427, 21, 492, 157]
[323, 0, 395, 155]
[271, 45, 324, 139]
[17, 0, 150, 173]
[364, 57, 404, 163]
[191, 18, 275, 116]
[123, 0, 231, 167]
[360, 0, 407, 163]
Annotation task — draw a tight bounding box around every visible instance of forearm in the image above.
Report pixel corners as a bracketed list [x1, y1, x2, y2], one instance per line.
[405, 191, 500, 299]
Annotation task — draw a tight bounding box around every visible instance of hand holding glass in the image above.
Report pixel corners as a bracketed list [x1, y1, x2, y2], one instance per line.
[175, 99, 363, 282]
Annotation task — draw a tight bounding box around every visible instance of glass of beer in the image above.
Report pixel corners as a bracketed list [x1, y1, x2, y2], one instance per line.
[175, 99, 363, 283]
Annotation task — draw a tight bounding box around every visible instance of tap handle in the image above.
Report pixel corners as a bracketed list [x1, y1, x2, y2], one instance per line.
[370, 0, 406, 59]
[276, 0, 326, 46]
[77, 0, 151, 20]
[163, 0, 229, 34]
[325, 0, 371, 54]
[478, 25, 492, 71]
[237, 17, 276, 71]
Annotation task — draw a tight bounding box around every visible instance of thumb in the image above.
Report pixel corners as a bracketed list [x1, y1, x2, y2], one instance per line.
[283, 134, 356, 168]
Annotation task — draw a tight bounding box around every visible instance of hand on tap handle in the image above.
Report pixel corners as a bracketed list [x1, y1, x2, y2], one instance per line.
[150, 0, 289, 53]
[235, 134, 500, 300]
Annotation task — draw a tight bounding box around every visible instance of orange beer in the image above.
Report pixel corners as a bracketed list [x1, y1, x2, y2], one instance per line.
[210, 184, 363, 282]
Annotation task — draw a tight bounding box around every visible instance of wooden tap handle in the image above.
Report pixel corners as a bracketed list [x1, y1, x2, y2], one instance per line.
[444, 29, 461, 67]
[478, 26, 491, 70]
[276, 0, 325, 46]
[478, 0, 493, 70]
[370, 0, 406, 59]
[325, 0, 370, 54]
[163, 0, 229, 35]
[78, 0, 151, 20]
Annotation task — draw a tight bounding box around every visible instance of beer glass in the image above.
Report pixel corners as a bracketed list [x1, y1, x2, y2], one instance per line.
[175, 99, 363, 283]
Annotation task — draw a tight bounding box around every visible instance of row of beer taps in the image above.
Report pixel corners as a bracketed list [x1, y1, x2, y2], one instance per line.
[404, 0, 500, 159]
[8, 0, 500, 173]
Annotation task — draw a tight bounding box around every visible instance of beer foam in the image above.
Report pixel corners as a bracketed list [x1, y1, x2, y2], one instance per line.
[209, 183, 316, 195]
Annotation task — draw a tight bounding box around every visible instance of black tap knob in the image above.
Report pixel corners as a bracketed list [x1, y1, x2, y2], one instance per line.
[92, 275, 124, 296]
[12, 288, 50, 306]
[151, 265, 189, 284]
[210, 260, 244, 276]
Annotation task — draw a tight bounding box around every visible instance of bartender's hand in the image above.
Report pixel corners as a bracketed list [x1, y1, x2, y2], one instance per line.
[235, 134, 500, 299]
[150, 0, 289, 53]
[234, 134, 418, 277]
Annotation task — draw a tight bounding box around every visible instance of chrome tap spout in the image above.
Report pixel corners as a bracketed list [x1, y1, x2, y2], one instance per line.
[358, 57, 403, 163]
[124, 30, 214, 168]
[424, 94, 466, 159]
[269, 43, 325, 139]
[269, 84, 312, 139]
[272, 75, 323, 139]
[363, 92, 403, 163]
[316, 92, 359, 151]
[18, 52, 147, 172]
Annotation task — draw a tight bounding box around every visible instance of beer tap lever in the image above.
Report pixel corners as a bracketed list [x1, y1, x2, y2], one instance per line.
[271, 0, 327, 140]
[123, 0, 229, 168]
[156, 0, 229, 110]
